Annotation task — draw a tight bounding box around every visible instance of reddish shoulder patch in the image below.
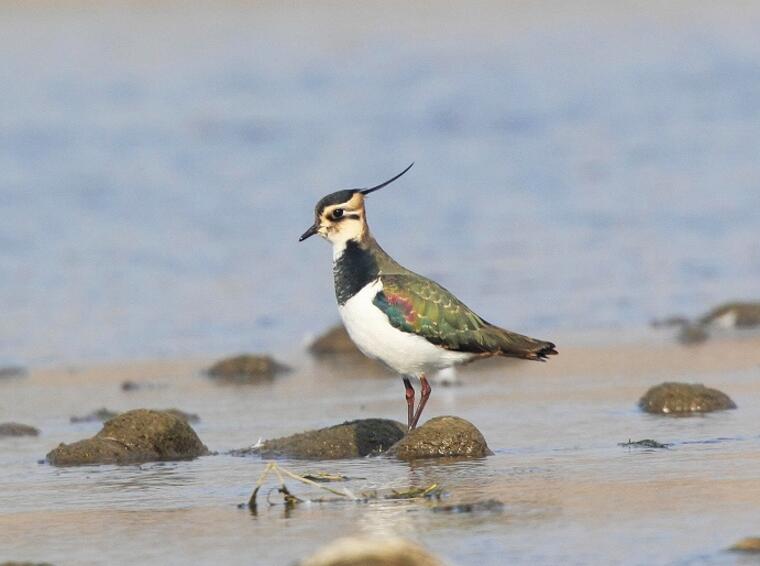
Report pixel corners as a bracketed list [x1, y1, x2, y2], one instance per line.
[386, 293, 418, 324]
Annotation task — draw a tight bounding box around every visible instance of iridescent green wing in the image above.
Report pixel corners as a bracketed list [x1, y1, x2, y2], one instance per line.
[373, 274, 491, 351]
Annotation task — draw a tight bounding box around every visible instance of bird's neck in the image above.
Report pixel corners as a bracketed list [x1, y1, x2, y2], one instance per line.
[332, 237, 379, 305]
[330, 219, 370, 261]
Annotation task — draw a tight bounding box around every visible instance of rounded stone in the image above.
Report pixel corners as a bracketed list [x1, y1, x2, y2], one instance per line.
[650, 316, 690, 328]
[677, 324, 710, 345]
[307, 325, 389, 374]
[163, 409, 200, 424]
[70, 408, 119, 423]
[386, 416, 492, 460]
[47, 409, 208, 466]
[308, 325, 363, 356]
[206, 354, 289, 383]
[639, 382, 737, 414]
[0, 366, 27, 379]
[70, 408, 199, 424]
[699, 302, 760, 328]
[730, 537, 760, 553]
[299, 536, 444, 566]
[0, 423, 40, 437]
[238, 419, 406, 460]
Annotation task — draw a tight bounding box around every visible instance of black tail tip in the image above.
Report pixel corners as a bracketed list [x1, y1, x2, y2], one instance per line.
[536, 342, 558, 361]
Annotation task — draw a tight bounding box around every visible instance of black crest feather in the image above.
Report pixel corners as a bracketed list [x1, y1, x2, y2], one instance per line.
[359, 162, 414, 195]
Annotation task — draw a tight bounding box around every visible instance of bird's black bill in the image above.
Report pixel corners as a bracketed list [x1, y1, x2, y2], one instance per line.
[299, 223, 319, 241]
[359, 162, 414, 195]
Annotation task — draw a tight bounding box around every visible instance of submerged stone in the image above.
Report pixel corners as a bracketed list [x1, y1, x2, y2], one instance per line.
[677, 324, 710, 345]
[0, 366, 27, 379]
[206, 354, 289, 383]
[618, 439, 671, 449]
[48, 409, 208, 466]
[386, 416, 492, 460]
[70, 408, 119, 423]
[70, 408, 199, 424]
[431, 499, 504, 514]
[307, 324, 389, 373]
[0, 423, 40, 437]
[236, 419, 406, 459]
[299, 536, 444, 566]
[650, 316, 690, 328]
[163, 409, 200, 424]
[308, 324, 363, 356]
[653, 301, 760, 345]
[730, 537, 760, 553]
[699, 301, 760, 328]
[639, 382, 736, 415]
[121, 380, 164, 392]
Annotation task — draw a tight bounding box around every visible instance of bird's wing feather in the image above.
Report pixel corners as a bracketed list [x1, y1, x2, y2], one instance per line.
[373, 274, 488, 350]
[373, 274, 557, 360]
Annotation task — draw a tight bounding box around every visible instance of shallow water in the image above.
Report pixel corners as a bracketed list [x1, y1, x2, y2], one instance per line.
[2, 342, 760, 565]
[2, 3, 760, 565]
[1, 2, 760, 365]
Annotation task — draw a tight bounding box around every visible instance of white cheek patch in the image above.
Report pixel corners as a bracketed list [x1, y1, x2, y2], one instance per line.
[326, 217, 364, 246]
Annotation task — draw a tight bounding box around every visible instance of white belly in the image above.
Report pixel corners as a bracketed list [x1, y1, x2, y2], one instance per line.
[338, 279, 473, 376]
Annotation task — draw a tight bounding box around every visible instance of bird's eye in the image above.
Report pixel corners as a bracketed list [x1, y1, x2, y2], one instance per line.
[332, 208, 344, 219]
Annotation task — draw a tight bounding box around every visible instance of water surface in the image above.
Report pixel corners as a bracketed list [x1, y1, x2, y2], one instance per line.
[2, 340, 760, 565]
[1, 2, 759, 365]
[2, 4, 760, 565]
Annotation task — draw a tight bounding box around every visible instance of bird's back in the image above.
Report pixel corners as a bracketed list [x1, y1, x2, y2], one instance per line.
[365, 239, 557, 361]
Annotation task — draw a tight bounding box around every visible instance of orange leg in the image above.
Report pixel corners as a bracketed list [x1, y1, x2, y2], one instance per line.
[402, 377, 415, 431]
[409, 374, 430, 430]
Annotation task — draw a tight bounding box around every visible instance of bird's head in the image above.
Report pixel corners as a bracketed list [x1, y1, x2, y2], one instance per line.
[299, 163, 413, 247]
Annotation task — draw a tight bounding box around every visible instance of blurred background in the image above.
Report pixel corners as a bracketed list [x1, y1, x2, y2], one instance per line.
[1, 1, 759, 366]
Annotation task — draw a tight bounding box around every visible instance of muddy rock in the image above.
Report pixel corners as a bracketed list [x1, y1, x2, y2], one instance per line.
[70, 408, 119, 423]
[299, 536, 444, 566]
[121, 380, 164, 391]
[386, 416, 492, 460]
[308, 325, 363, 356]
[653, 301, 760, 345]
[639, 382, 737, 415]
[308, 325, 388, 372]
[699, 301, 760, 328]
[206, 354, 289, 383]
[48, 409, 208, 466]
[71, 408, 199, 424]
[163, 409, 200, 424]
[677, 324, 710, 345]
[618, 439, 671, 449]
[650, 316, 690, 328]
[0, 366, 27, 378]
[730, 537, 760, 553]
[431, 499, 504, 514]
[0, 423, 40, 437]
[236, 419, 406, 459]
[651, 316, 710, 344]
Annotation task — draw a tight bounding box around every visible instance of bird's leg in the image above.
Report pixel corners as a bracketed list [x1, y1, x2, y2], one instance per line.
[402, 377, 415, 431]
[409, 374, 431, 430]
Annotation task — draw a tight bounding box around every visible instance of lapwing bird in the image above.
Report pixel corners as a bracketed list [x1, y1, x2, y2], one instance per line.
[300, 164, 558, 430]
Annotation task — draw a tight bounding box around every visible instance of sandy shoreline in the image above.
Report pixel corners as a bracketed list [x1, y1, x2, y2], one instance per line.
[25, 333, 760, 383]
[3, 333, 760, 565]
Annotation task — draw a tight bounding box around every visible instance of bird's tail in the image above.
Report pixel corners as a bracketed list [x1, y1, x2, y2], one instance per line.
[483, 325, 558, 361]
